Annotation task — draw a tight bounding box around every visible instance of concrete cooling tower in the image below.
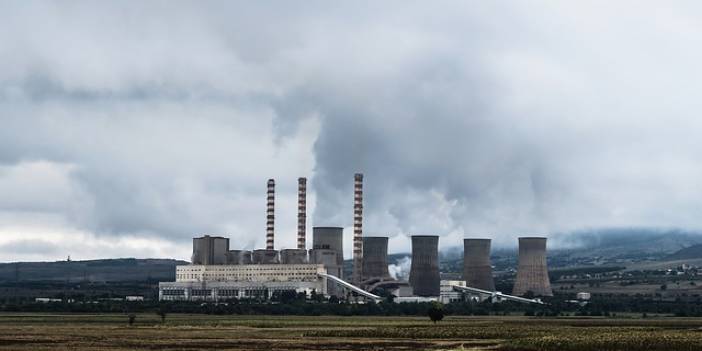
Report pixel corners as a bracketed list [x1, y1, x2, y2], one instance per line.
[252, 249, 280, 264]
[312, 227, 344, 267]
[512, 237, 553, 297]
[280, 248, 308, 264]
[409, 235, 440, 296]
[226, 250, 252, 265]
[463, 238, 495, 291]
[362, 236, 391, 281]
[191, 235, 229, 265]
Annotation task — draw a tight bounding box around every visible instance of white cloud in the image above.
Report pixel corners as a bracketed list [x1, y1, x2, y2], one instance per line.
[2, 2, 702, 261]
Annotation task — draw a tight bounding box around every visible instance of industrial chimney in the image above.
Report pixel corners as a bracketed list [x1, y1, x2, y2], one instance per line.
[512, 237, 553, 297]
[266, 179, 275, 250]
[463, 238, 495, 291]
[297, 177, 307, 250]
[352, 173, 364, 286]
[362, 236, 391, 282]
[409, 235, 440, 296]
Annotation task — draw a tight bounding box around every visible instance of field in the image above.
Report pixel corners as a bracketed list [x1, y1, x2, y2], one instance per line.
[2, 313, 702, 350]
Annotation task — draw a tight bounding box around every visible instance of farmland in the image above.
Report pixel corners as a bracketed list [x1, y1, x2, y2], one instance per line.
[1, 313, 702, 350]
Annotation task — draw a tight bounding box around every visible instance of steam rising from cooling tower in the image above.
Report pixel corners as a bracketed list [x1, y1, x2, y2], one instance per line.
[297, 177, 307, 250]
[266, 179, 275, 250]
[352, 173, 364, 286]
[409, 235, 440, 296]
[512, 237, 553, 297]
[463, 238, 495, 291]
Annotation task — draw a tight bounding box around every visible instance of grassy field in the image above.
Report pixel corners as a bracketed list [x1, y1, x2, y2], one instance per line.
[2, 313, 702, 350]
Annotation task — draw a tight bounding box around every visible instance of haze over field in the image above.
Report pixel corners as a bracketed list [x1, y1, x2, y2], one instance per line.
[2, 1, 702, 261]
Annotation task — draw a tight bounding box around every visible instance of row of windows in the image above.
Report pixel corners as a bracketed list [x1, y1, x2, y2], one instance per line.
[191, 289, 212, 296]
[162, 289, 185, 296]
[177, 273, 317, 280]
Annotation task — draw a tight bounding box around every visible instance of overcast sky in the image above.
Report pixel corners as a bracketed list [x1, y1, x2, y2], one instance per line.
[2, 1, 702, 262]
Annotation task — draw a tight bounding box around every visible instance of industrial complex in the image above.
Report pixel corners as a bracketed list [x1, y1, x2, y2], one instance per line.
[159, 174, 552, 304]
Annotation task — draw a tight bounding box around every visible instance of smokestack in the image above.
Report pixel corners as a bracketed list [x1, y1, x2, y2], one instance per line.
[352, 173, 364, 286]
[512, 237, 553, 297]
[266, 179, 275, 250]
[297, 177, 307, 250]
[409, 235, 440, 296]
[463, 238, 495, 291]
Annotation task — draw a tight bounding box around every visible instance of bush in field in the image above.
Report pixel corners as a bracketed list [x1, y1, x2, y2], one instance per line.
[427, 302, 444, 324]
[127, 313, 136, 326]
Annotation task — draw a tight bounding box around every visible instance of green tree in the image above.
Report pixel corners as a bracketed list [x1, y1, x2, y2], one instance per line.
[427, 301, 444, 324]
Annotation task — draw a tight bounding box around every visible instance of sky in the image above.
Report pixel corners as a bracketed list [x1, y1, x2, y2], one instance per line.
[2, 1, 702, 262]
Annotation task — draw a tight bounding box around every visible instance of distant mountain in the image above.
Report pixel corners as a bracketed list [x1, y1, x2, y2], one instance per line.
[0, 258, 188, 282]
[666, 244, 702, 261]
[549, 228, 702, 259]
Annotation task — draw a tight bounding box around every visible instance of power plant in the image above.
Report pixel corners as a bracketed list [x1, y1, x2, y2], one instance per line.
[463, 239, 495, 291]
[512, 237, 553, 297]
[159, 174, 551, 305]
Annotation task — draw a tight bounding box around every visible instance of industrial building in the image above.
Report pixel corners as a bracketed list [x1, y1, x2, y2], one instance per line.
[160, 177, 349, 301]
[463, 238, 495, 291]
[512, 237, 553, 297]
[191, 235, 229, 265]
[160, 264, 327, 301]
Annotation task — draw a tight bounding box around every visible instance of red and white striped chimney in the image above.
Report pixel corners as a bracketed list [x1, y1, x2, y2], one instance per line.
[266, 179, 275, 250]
[352, 173, 364, 285]
[297, 177, 307, 250]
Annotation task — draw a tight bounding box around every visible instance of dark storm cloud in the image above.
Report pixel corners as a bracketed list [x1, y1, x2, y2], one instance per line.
[2, 1, 702, 260]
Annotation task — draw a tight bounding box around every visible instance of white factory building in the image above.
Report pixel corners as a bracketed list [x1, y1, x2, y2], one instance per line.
[159, 263, 328, 301]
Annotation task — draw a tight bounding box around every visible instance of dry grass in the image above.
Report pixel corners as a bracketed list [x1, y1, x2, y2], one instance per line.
[1, 313, 702, 350]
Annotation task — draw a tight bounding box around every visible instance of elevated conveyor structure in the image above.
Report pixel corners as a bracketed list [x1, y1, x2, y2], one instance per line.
[452, 285, 544, 305]
[317, 272, 382, 301]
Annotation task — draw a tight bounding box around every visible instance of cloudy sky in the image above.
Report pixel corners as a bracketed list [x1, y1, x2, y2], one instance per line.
[2, 1, 702, 262]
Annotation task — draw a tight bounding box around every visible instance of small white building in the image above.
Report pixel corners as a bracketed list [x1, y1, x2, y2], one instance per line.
[576, 292, 591, 300]
[125, 296, 144, 301]
[439, 280, 467, 304]
[35, 298, 62, 303]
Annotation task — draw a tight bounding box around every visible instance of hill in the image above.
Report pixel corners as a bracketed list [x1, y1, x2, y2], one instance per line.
[666, 244, 702, 261]
[0, 258, 188, 282]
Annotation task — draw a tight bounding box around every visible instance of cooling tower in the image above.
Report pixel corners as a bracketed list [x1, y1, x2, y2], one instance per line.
[409, 235, 440, 296]
[191, 235, 229, 265]
[362, 236, 390, 281]
[226, 250, 252, 265]
[252, 249, 279, 264]
[266, 179, 275, 250]
[297, 177, 307, 250]
[512, 237, 553, 297]
[352, 173, 363, 285]
[463, 238, 495, 291]
[312, 227, 344, 267]
[310, 248, 341, 296]
[280, 248, 308, 264]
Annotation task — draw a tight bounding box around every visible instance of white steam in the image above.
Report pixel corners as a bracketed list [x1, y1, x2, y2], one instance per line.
[388, 256, 412, 280]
